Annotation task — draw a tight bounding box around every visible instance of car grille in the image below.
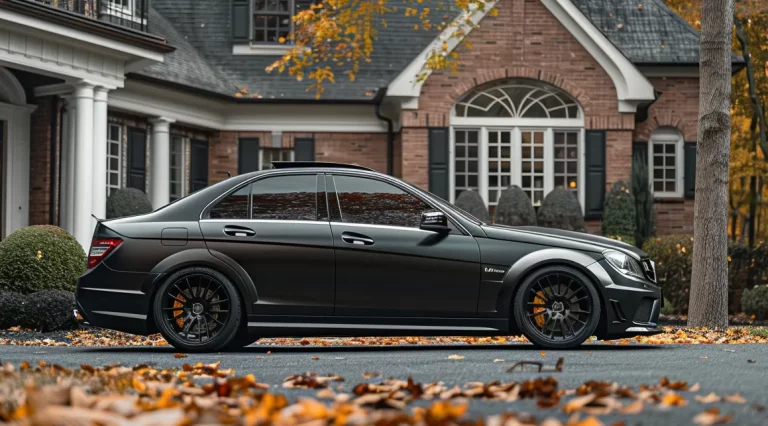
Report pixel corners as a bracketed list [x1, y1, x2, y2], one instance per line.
[633, 298, 656, 324]
[641, 258, 656, 282]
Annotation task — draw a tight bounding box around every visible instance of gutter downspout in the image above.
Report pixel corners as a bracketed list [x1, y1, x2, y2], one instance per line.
[634, 89, 661, 124]
[373, 87, 395, 175]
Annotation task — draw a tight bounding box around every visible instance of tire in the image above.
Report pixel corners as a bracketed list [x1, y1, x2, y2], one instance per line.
[513, 265, 600, 349]
[153, 267, 243, 352]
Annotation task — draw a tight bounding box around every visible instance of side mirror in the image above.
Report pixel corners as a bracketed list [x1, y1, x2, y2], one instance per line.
[420, 211, 451, 233]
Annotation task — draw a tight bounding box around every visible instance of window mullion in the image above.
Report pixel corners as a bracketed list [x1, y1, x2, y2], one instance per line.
[512, 127, 522, 187]
[544, 128, 554, 194]
[449, 127, 456, 203]
[479, 127, 490, 206]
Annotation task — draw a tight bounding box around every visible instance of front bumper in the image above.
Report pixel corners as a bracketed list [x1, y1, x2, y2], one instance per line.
[588, 259, 663, 340]
[75, 262, 158, 336]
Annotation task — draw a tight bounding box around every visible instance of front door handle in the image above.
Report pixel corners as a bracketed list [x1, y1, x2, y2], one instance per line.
[341, 232, 374, 246]
[223, 225, 256, 237]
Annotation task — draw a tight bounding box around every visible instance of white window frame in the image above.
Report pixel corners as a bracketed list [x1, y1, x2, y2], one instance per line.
[170, 135, 187, 201]
[103, 0, 147, 25]
[648, 128, 684, 198]
[106, 123, 122, 197]
[258, 147, 295, 171]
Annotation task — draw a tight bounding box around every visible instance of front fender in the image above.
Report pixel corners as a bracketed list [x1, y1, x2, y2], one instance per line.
[492, 248, 603, 318]
[141, 248, 259, 312]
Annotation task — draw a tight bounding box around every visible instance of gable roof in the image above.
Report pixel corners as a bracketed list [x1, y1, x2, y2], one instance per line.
[139, 0, 731, 101]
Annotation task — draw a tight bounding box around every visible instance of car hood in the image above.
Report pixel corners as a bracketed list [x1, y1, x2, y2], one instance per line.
[482, 225, 647, 259]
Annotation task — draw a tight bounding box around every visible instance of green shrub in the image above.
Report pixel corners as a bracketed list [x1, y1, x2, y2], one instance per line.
[21, 290, 78, 332]
[642, 235, 749, 315]
[0, 226, 86, 294]
[631, 153, 655, 248]
[660, 298, 676, 316]
[454, 190, 490, 223]
[493, 186, 536, 226]
[536, 188, 585, 232]
[601, 181, 636, 244]
[742, 285, 768, 321]
[106, 187, 153, 219]
[0, 291, 29, 329]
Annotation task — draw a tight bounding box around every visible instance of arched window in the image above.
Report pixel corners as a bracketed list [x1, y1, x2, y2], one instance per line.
[450, 79, 584, 211]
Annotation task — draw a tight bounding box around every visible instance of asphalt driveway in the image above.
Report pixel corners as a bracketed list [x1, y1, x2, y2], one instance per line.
[1, 343, 766, 425]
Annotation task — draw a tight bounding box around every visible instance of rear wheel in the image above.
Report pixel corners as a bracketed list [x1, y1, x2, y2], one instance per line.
[153, 267, 242, 352]
[513, 265, 600, 349]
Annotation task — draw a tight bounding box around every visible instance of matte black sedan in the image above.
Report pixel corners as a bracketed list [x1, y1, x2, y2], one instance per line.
[76, 162, 662, 352]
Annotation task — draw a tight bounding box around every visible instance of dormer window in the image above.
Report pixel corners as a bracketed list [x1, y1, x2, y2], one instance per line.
[232, 0, 314, 55]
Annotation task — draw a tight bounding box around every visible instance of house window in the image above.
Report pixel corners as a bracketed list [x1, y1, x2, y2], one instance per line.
[451, 80, 584, 210]
[260, 148, 294, 171]
[649, 128, 684, 197]
[106, 124, 122, 196]
[103, 0, 147, 28]
[170, 136, 187, 201]
[253, 0, 293, 43]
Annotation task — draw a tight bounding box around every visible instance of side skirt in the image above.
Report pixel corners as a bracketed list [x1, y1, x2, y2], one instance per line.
[246, 315, 509, 337]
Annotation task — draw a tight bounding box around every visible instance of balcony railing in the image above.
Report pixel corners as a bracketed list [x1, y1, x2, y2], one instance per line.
[32, 0, 149, 32]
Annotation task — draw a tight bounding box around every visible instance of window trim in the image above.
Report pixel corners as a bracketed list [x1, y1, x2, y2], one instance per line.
[251, 0, 294, 44]
[648, 128, 684, 198]
[106, 123, 122, 197]
[169, 135, 187, 201]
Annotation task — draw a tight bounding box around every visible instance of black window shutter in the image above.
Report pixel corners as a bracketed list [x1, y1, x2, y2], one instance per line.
[428, 127, 450, 200]
[232, 0, 250, 41]
[632, 141, 648, 167]
[584, 130, 606, 220]
[294, 137, 315, 162]
[126, 127, 146, 192]
[190, 139, 209, 193]
[238, 138, 260, 174]
[684, 142, 696, 198]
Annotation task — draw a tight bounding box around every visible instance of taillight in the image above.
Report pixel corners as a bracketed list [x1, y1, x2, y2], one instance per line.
[88, 238, 123, 269]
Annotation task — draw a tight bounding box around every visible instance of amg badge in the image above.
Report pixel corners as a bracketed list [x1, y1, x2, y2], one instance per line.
[484, 267, 506, 274]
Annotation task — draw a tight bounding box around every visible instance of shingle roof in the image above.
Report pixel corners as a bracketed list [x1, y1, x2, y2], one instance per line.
[139, 0, 733, 101]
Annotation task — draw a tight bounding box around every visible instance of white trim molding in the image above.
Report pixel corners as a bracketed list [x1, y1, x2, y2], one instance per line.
[0, 101, 36, 239]
[233, 43, 291, 56]
[387, 0, 656, 113]
[0, 67, 26, 105]
[648, 127, 685, 198]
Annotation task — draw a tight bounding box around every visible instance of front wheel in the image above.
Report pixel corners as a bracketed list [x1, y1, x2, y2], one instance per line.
[513, 265, 600, 349]
[153, 267, 243, 352]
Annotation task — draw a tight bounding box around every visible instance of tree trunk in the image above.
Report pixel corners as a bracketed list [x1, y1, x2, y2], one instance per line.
[688, 0, 734, 329]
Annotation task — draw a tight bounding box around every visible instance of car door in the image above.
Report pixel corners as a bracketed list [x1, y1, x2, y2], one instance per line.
[200, 173, 334, 316]
[328, 173, 482, 317]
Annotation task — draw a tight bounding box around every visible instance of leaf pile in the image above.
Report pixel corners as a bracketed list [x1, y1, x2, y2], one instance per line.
[0, 362, 757, 426]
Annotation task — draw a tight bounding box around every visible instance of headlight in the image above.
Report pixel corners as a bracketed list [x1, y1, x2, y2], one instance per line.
[604, 250, 644, 279]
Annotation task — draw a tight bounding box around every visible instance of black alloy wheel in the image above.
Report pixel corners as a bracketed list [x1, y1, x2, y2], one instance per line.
[153, 267, 242, 352]
[513, 265, 600, 349]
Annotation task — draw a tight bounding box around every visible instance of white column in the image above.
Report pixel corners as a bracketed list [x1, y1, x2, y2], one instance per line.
[59, 100, 70, 232]
[66, 99, 77, 233]
[72, 83, 95, 250]
[149, 117, 175, 210]
[91, 87, 109, 221]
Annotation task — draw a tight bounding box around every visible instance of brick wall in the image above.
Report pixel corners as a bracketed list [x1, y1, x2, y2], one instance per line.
[634, 77, 700, 142]
[208, 131, 389, 186]
[28, 96, 59, 226]
[606, 130, 634, 187]
[655, 199, 695, 234]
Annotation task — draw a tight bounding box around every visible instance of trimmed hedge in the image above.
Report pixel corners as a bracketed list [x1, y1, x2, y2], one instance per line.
[106, 187, 153, 219]
[493, 186, 536, 226]
[742, 285, 768, 321]
[0, 291, 29, 329]
[536, 188, 585, 232]
[0, 225, 86, 294]
[454, 190, 490, 223]
[601, 181, 636, 245]
[642, 235, 751, 315]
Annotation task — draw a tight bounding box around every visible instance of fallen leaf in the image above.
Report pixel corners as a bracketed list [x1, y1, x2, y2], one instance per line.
[447, 354, 464, 360]
[493, 358, 505, 363]
[541, 352, 547, 357]
[695, 393, 721, 404]
[693, 407, 734, 425]
[660, 392, 687, 407]
[311, 356, 319, 360]
[747, 359, 756, 363]
[173, 353, 187, 358]
[723, 393, 746, 404]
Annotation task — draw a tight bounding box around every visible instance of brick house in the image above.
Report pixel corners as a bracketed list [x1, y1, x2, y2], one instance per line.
[0, 0, 743, 249]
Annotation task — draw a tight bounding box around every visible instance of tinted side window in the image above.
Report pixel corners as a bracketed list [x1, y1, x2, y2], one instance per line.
[252, 175, 317, 220]
[209, 185, 250, 219]
[333, 176, 433, 228]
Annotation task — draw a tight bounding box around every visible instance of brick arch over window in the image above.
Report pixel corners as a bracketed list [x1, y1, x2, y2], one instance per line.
[634, 112, 692, 142]
[445, 68, 592, 115]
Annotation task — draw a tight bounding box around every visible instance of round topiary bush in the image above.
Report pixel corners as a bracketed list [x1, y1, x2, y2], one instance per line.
[21, 290, 78, 331]
[0, 291, 29, 329]
[493, 186, 536, 226]
[742, 285, 768, 321]
[454, 190, 490, 223]
[0, 225, 86, 294]
[536, 188, 585, 232]
[106, 187, 153, 219]
[601, 181, 636, 243]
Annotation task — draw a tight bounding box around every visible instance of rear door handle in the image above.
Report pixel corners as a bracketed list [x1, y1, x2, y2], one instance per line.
[223, 225, 256, 237]
[341, 232, 374, 246]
